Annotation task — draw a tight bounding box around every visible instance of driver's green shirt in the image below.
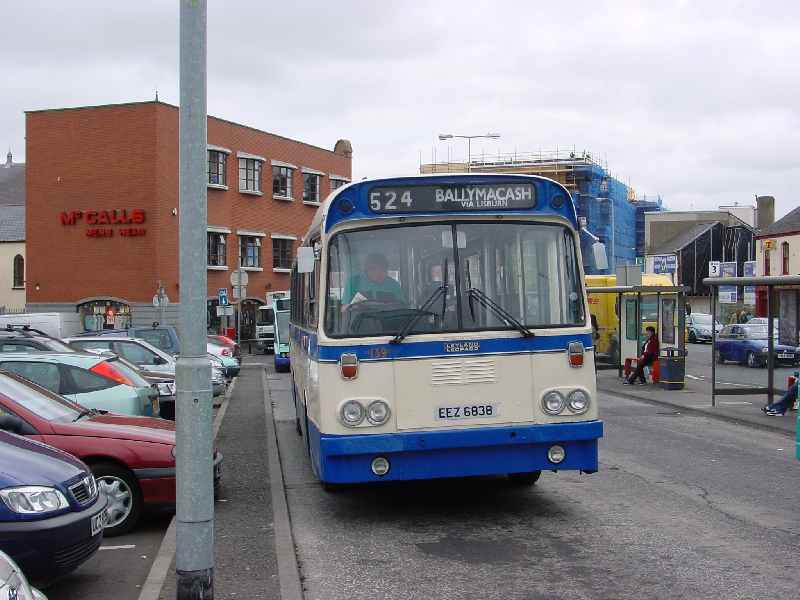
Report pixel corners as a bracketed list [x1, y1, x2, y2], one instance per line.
[343, 274, 404, 304]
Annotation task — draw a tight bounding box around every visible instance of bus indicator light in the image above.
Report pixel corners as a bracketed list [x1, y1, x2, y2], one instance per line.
[568, 341, 585, 367]
[371, 457, 390, 476]
[339, 353, 359, 380]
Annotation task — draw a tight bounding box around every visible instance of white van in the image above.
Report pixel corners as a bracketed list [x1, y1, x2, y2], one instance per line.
[0, 312, 82, 339]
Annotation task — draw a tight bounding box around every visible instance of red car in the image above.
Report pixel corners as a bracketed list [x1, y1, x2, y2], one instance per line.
[0, 371, 221, 536]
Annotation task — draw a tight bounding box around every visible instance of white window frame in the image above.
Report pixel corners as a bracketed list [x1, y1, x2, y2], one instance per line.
[237, 152, 265, 195]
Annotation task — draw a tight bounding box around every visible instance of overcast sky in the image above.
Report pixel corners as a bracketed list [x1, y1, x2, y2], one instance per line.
[3, 1, 798, 218]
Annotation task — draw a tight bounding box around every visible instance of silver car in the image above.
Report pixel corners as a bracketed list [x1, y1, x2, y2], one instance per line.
[0, 352, 158, 416]
[66, 337, 226, 397]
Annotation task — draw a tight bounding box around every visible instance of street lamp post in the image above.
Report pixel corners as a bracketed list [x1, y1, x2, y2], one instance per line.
[438, 132, 500, 172]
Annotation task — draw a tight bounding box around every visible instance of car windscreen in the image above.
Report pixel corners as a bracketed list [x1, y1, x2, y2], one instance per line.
[0, 370, 81, 421]
[743, 326, 769, 339]
[276, 311, 290, 343]
[692, 314, 713, 325]
[135, 329, 175, 353]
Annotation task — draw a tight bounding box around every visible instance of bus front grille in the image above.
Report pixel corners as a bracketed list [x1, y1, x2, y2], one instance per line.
[431, 359, 496, 386]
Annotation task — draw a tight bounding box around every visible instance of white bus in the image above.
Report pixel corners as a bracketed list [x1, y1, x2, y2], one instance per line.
[255, 291, 289, 353]
[289, 174, 603, 486]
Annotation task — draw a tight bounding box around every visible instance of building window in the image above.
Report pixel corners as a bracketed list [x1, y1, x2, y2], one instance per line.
[273, 238, 294, 270]
[782, 241, 790, 275]
[12, 255, 23, 289]
[240, 236, 261, 268]
[207, 232, 227, 266]
[764, 247, 771, 276]
[208, 151, 227, 186]
[330, 178, 348, 191]
[273, 166, 293, 198]
[239, 158, 262, 193]
[303, 173, 320, 204]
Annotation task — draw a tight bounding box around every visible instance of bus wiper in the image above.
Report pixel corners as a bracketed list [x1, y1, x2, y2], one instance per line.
[390, 284, 447, 344]
[466, 287, 535, 337]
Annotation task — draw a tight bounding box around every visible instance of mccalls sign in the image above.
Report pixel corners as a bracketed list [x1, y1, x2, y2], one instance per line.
[59, 209, 146, 238]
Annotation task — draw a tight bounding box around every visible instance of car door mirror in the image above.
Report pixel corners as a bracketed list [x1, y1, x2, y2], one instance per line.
[0, 415, 35, 435]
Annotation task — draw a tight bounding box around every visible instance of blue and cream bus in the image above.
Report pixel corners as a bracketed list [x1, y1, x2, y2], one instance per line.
[289, 174, 604, 486]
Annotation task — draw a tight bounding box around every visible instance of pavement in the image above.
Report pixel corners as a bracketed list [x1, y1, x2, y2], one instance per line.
[157, 357, 280, 599]
[597, 367, 798, 437]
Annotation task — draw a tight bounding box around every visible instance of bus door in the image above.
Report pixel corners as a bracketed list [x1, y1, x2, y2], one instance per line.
[620, 296, 641, 362]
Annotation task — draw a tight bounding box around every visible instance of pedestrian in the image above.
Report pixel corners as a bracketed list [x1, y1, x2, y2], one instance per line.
[761, 382, 798, 416]
[624, 326, 659, 385]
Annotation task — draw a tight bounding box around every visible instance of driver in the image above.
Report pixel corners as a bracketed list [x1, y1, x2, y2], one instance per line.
[343, 252, 404, 307]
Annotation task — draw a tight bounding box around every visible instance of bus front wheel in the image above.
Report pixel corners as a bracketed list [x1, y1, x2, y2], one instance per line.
[508, 471, 541, 486]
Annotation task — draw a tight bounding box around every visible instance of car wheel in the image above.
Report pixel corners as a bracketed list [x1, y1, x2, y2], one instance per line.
[746, 351, 759, 368]
[508, 471, 541, 486]
[688, 330, 696, 344]
[92, 463, 143, 537]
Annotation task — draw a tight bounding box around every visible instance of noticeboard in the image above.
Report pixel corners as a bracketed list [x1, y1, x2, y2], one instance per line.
[719, 262, 737, 303]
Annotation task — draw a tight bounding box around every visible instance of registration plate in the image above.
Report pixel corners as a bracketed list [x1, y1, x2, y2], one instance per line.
[436, 404, 498, 420]
[778, 353, 793, 359]
[91, 510, 107, 536]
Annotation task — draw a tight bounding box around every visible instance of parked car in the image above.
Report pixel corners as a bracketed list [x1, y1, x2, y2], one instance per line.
[0, 353, 159, 416]
[0, 326, 76, 353]
[73, 325, 180, 355]
[112, 356, 176, 421]
[0, 371, 222, 536]
[0, 429, 107, 582]
[207, 340, 240, 377]
[208, 335, 241, 360]
[0, 549, 48, 599]
[715, 324, 800, 367]
[686, 313, 722, 343]
[65, 336, 226, 397]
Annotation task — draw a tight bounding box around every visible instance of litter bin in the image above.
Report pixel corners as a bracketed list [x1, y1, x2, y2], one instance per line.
[659, 347, 685, 390]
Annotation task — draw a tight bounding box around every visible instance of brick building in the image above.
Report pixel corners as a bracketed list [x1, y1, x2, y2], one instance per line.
[25, 101, 352, 336]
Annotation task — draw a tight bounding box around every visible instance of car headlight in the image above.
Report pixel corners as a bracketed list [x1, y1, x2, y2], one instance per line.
[0, 486, 69, 514]
[567, 389, 591, 414]
[366, 400, 391, 425]
[761, 347, 769, 353]
[171, 446, 177, 458]
[339, 400, 365, 426]
[541, 391, 566, 415]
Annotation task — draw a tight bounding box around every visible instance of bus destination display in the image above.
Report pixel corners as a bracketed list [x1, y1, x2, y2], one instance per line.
[367, 183, 536, 213]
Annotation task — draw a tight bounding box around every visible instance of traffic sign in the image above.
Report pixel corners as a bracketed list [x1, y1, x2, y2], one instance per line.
[218, 287, 229, 306]
[230, 269, 249, 287]
[232, 286, 247, 299]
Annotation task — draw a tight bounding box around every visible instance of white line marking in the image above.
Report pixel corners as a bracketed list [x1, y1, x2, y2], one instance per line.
[100, 544, 136, 551]
[716, 381, 754, 388]
[686, 374, 703, 380]
[718, 401, 753, 405]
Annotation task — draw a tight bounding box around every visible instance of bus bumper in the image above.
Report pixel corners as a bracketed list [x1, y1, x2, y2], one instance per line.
[309, 420, 603, 484]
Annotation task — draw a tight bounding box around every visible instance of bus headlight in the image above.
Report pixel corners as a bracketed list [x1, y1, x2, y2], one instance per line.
[366, 400, 391, 426]
[541, 391, 566, 415]
[339, 400, 365, 427]
[567, 389, 591, 414]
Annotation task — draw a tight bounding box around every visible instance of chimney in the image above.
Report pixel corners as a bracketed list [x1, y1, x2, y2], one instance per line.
[756, 196, 775, 232]
[4, 149, 11, 168]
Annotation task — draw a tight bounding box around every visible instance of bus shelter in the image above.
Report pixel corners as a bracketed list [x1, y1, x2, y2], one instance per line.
[586, 284, 688, 380]
[704, 275, 800, 408]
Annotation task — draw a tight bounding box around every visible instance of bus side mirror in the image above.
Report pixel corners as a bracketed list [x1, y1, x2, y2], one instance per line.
[592, 242, 608, 271]
[297, 247, 315, 273]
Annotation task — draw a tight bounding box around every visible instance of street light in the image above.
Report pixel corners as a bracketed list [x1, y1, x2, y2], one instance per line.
[438, 132, 501, 172]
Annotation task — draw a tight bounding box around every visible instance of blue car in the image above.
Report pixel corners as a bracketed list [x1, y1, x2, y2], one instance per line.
[0, 429, 107, 582]
[715, 324, 800, 368]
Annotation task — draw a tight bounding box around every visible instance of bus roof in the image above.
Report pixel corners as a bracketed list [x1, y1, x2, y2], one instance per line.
[304, 173, 577, 241]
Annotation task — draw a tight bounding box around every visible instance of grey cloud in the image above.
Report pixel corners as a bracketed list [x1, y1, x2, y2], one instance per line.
[2, 1, 799, 217]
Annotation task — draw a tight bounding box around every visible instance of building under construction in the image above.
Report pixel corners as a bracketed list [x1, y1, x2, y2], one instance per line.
[420, 150, 648, 275]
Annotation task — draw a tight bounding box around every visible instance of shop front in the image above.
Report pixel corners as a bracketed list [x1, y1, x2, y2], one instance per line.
[77, 298, 132, 332]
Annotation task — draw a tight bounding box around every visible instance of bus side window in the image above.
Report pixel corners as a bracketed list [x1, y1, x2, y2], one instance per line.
[625, 298, 637, 341]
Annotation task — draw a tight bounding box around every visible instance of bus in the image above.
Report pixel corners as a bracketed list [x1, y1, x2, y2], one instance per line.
[289, 174, 603, 486]
[273, 297, 291, 372]
[255, 291, 289, 353]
